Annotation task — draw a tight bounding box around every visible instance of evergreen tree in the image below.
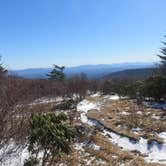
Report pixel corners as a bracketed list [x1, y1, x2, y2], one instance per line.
[0, 56, 7, 76]
[140, 76, 166, 101]
[158, 36, 166, 75]
[140, 35, 166, 102]
[47, 65, 65, 81]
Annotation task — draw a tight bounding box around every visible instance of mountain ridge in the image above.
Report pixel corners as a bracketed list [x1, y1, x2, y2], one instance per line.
[103, 68, 156, 79]
[10, 62, 156, 79]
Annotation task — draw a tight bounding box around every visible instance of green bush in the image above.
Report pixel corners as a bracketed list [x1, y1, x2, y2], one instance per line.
[27, 113, 75, 166]
[139, 76, 166, 101]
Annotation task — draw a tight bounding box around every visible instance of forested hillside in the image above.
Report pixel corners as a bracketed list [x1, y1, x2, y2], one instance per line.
[104, 68, 155, 79]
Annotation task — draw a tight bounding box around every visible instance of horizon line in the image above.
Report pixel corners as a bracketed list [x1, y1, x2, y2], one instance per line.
[11, 61, 158, 71]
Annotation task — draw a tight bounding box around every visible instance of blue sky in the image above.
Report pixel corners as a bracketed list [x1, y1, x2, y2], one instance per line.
[1, 0, 166, 69]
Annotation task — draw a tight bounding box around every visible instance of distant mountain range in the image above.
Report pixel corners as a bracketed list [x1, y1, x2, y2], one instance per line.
[103, 68, 156, 79]
[10, 62, 156, 79]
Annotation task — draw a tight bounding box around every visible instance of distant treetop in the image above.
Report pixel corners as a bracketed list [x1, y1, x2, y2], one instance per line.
[47, 65, 65, 81]
[0, 56, 7, 76]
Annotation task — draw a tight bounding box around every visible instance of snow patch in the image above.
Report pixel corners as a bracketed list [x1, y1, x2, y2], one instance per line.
[77, 100, 100, 113]
[78, 103, 166, 164]
[104, 94, 120, 100]
[136, 111, 143, 115]
[132, 127, 142, 132]
[152, 114, 160, 120]
[158, 132, 166, 142]
[0, 143, 44, 166]
[0, 145, 29, 166]
[85, 142, 100, 151]
[75, 143, 85, 152]
[77, 100, 101, 124]
[109, 95, 120, 100]
[29, 97, 63, 105]
[102, 130, 166, 164]
[77, 98, 166, 164]
[75, 142, 100, 151]
[91, 92, 101, 97]
[120, 111, 130, 115]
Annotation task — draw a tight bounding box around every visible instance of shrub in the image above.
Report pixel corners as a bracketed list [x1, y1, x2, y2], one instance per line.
[140, 76, 166, 101]
[27, 113, 75, 166]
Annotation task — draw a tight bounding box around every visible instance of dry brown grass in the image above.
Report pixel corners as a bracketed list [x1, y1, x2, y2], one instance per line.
[2, 93, 165, 166]
[87, 96, 166, 143]
[85, 132, 165, 166]
[19, 96, 166, 166]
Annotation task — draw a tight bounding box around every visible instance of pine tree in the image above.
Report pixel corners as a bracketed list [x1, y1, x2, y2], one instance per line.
[47, 65, 65, 81]
[158, 36, 166, 75]
[0, 56, 7, 76]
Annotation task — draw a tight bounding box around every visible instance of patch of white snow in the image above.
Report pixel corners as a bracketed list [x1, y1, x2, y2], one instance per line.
[158, 132, 166, 142]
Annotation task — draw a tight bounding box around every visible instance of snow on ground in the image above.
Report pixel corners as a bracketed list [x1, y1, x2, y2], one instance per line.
[136, 111, 143, 115]
[120, 111, 131, 115]
[77, 99, 100, 113]
[103, 130, 146, 152]
[80, 113, 90, 124]
[109, 95, 120, 100]
[103, 125, 166, 164]
[90, 92, 120, 100]
[132, 127, 142, 132]
[91, 144, 100, 151]
[84, 141, 100, 151]
[0, 143, 44, 166]
[75, 143, 85, 152]
[0, 145, 29, 166]
[158, 132, 166, 142]
[152, 114, 160, 120]
[103, 94, 120, 100]
[77, 99, 101, 125]
[75, 142, 100, 151]
[91, 92, 101, 97]
[29, 96, 63, 105]
[77, 98, 166, 164]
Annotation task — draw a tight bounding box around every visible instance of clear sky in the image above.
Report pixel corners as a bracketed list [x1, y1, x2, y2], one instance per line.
[1, 0, 166, 69]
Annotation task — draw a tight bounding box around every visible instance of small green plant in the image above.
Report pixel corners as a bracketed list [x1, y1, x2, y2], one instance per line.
[27, 113, 75, 166]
